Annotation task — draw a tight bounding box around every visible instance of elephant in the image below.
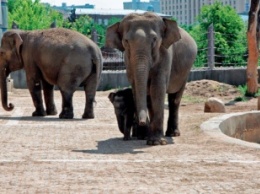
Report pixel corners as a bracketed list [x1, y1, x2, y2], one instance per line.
[108, 88, 147, 140]
[0, 28, 103, 119]
[105, 12, 197, 145]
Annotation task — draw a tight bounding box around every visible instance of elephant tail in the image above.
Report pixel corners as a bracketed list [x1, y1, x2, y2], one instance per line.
[91, 47, 103, 89]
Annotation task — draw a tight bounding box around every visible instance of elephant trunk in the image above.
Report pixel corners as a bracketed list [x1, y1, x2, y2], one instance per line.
[0, 67, 14, 111]
[134, 63, 149, 126]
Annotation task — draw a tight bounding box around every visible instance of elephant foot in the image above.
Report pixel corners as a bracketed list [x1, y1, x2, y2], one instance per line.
[146, 136, 167, 146]
[46, 108, 58, 115]
[32, 109, 46, 117]
[59, 109, 74, 119]
[123, 136, 131, 141]
[146, 130, 168, 145]
[82, 112, 94, 119]
[165, 129, 180, 137]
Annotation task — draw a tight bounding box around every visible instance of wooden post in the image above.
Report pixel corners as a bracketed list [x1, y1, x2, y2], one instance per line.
[246, 0, 260, 96]
[207, 24, 215, 69]
[258, 96, 260, 110]
[91, 29, 98, 44]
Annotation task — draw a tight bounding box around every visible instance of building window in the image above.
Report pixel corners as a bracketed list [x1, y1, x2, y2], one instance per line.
[104, 19, 108, 26]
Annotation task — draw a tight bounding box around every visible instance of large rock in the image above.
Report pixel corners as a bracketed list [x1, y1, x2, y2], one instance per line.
[204, 97, 226, 113]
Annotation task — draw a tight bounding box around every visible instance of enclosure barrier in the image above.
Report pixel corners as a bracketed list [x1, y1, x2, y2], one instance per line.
[10, 67, 260, 91]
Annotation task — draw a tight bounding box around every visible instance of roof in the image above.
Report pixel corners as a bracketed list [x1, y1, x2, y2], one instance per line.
[75, 8, 171, 17]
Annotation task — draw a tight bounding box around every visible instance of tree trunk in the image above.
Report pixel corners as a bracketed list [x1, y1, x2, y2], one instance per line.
[246, 0, 260, 96]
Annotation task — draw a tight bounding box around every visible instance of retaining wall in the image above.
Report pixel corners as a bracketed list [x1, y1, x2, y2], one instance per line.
[10, 67, 260, 91]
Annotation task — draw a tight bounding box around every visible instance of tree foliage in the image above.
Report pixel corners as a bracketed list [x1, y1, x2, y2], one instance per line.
[190, 2, 247, 67]
[7, 0, 63, 30]
[7, 0, 122, 47]
[63, 15, 106, 47]
[107, 17, 121, 26]
[63, 16, 122, 47]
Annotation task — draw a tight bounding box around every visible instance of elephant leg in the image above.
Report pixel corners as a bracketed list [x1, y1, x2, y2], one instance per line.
[165, 83, 186, 137]
[147, 83, 167, 146]
[123, 113, 134, 141]
[132, 116, 138, 137]
[116, 114, 125, 134]
[28, 80, 46, 117]
[59, 90, 74, 119]
[132, 115, 148, 140]
[42, 79, 57, 115]
[82, 74, 97, 119]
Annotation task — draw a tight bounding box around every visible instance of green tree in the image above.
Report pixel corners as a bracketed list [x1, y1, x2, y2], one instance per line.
[107, 17, 121, 26]
[63, 15, 106, 47]
[191, 2, 247, 67]
[8, 0, 63, 30]
[63, 15, 94, 38]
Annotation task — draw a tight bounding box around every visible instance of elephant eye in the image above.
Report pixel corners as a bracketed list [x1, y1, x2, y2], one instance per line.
[151, 37, 157, 47]
[122, 39, 129, 47]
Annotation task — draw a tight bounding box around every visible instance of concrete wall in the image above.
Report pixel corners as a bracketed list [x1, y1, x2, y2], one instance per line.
[188, 67, 260, 86]
[10, 70, 131, 91]
[10, 67, 260, 91]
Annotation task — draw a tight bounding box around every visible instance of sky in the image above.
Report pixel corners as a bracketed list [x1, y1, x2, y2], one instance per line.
[41, 0, 140, 9]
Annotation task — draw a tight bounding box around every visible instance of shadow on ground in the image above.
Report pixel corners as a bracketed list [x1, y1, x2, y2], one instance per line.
[0, 116, 85, 122]
[72, 137, 174, 155]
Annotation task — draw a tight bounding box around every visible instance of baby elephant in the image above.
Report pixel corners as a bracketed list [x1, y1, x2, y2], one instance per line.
[108, 88, 147, 140]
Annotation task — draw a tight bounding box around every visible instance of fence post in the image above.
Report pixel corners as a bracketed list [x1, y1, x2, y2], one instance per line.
[91, 29, 98, 44]
[207, 23, 215, 69]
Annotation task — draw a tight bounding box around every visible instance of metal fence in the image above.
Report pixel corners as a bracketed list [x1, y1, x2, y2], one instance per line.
[101, 47, 125, 71]
[91, 30, 126, 71]
[198, 24, 248, 69]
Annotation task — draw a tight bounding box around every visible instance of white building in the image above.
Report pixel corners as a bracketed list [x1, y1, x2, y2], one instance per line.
[160, 0, 250, 25]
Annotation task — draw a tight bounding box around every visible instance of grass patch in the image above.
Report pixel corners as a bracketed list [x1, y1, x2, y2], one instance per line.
[181, 95, 205, 103]
[234, 85, 260, 102]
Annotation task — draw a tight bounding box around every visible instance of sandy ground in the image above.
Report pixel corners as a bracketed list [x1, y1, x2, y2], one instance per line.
[0, 80, 259, 193]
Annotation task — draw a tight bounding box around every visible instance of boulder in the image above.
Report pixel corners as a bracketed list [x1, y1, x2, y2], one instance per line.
[204, 97, 226, 113]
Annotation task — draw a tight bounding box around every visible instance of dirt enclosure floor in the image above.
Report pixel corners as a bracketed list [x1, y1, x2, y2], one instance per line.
[0, 79, 259, 193]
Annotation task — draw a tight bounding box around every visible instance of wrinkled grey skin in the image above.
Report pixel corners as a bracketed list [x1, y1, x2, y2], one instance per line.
[108, 88, 147, 140]
[0, 28, 102, 119]
[106, 12, 197, 145]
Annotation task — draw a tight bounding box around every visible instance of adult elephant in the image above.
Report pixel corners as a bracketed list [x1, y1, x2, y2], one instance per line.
[0, 28, 102, 119]
[106, 12, 197, 145]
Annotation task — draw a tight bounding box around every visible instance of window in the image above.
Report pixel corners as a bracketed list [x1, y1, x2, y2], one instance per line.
[104, 19, 108, 26]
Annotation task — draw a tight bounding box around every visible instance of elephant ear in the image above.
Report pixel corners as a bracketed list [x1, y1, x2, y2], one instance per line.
[162, 18, 181, 49]
[105, 22, 124, 52]
[10, 32, 23, 55]
[108, 92, 116, 103]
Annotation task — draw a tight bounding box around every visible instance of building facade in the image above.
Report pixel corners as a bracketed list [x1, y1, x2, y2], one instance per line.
[160, 0, 250, 25]
[124, 0, 160, 13]
[52, 3, 94, 10]
[75, 9, 170, 26]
